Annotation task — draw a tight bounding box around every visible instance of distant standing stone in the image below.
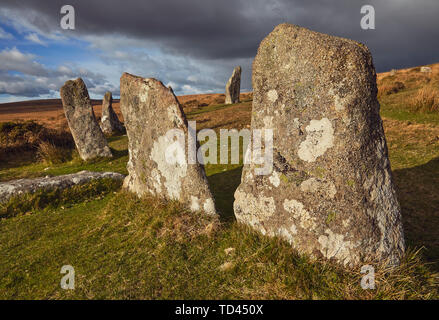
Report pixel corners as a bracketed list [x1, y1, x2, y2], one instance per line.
[234, 24, 405, 267]
[60, 78, 112, 160]
[120, 73, 217, 216]
[100, 91, 125, 135]
[225, 66, 242, 104]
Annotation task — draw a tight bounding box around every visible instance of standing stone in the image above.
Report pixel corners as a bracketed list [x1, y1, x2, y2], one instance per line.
[225, 66, 242, 104]
[120, 73, 217, 215]
[420, 66, 432, 73]
[100, 91, 125, 135]
[234, 24, 405, 267]
[60, 78, 112, 160]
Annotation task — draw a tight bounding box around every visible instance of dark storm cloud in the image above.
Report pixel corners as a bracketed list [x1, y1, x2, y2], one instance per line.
[1, 0, 438, 71]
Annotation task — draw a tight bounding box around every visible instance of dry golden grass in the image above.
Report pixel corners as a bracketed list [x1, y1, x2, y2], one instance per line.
[378, 81, 405, 98]
[407, 86, 439, 112]
[0, 121, 74, 165]
[37, 140, 71, 165]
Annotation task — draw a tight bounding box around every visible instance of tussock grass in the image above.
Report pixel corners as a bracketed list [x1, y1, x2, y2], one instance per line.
[378, 81, 405, 98]
[37, 141, 72, 165]
[407, 86, 439, 113]
[0, 121, 74, 164]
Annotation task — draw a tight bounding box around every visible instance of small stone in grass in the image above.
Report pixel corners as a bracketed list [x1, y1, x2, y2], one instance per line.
[219, 262, 235, 271]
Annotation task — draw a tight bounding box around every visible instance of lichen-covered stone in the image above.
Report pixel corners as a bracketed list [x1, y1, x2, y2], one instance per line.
[60, 78, 112, 160]
[120, 73, 217, 215]
[0, 171, 124, 203]
[225, 66, 241, 104]
[233, 24, 405, 267]
[100, 91, 125, 135]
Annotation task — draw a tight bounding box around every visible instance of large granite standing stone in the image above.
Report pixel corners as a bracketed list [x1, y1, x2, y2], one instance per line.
[60, 78, 112, 160]
[234, 24, 405, 267]
[120, 73, 217, 215]
[225, 66, 241, 104]
[100, 91, 125, 135]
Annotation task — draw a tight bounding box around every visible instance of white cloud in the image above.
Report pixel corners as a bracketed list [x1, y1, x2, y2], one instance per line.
[0, 47, 48, 76]
[24, 33, 47, 46]
[0, 47, 115, 99]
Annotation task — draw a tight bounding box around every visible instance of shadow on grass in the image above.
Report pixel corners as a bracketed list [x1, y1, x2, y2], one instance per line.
[207, 166, 243, 223]
[393, 157, 439, 271]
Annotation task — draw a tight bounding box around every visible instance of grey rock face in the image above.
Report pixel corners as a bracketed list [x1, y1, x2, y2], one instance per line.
[60, 78, 112, 160]
[233, 24, 405, 267]
[120, 73, 217, 216]
[0, 171, 124, 203]
[225, 66, 242, 104]
[100, 91, 125, 135]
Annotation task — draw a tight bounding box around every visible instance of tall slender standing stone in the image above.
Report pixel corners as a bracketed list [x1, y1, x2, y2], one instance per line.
[234, 24, 405, 267]
[120, 73, 217, 215]
[100, 91, 125, 135]
[60, 78, 112, 160]
[225, 66, 242, 104]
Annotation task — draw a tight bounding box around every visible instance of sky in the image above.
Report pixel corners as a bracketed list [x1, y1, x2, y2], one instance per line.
[0, 0, 438, 103]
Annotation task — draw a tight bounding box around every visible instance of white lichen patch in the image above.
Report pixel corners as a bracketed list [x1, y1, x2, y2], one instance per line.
[151, 168, 162, 194]
[203, 198, 216, 215]
[298, 118, 334, 162]
[245, 170, 254, 182]
[234, 190, 276, 231]
[267, 89, 278, 103]
[150, 134, 187, 200]
[277, 225, 297, 245]
[318, 229, 356, 266]
[283, 199, 316, 230]
[190, 196, 200, 211]
[139, 85, 150, 103]
[269, 171, 280, 187]
[300, 178, 336, 199]
[167, 105, 183, 127]
[263, 116, 274, 129]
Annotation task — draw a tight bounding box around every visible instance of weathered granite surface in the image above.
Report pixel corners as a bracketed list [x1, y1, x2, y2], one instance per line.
[100, 91, 125, 135]
[0, 171, 125, 203]
[120, 73, 217, 215]
[234, 24, 405, 267]
[225, 66, 242, 104]
[60, 78, 112, 160]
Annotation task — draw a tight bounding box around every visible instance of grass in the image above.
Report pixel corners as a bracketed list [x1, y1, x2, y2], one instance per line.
[1, 75, 439, 299]
[0, 191, 436, 299]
